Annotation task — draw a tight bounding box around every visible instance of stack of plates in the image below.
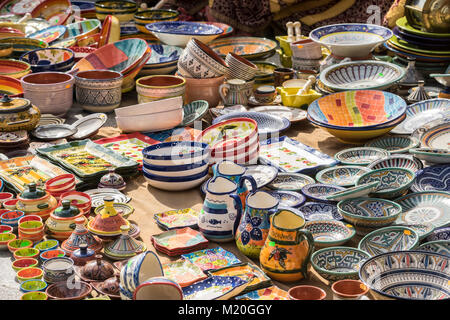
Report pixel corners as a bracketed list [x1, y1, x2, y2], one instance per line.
[151, 227, 209, 257]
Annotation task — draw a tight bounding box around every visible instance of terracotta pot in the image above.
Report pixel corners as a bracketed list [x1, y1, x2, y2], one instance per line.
[288, 285, 327, 300]
[331, 279, 369, 300]
[21, 72, 75, 116]
[183, 74, 225, 107]
[136, 75, 186, 104]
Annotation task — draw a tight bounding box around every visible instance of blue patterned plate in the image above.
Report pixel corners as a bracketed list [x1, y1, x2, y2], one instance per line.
[267, 172, 315, 191]
[301, 183, 346, 203]
[315, 165, 372, 187]
[212, 112, 290, 136]
[146, 21, 223, 35]
[427, 226, 450, 242]
[267, 190, 306, 208]
[334, 147, 389, 166]
[297, 202, 342, 221]
[182, 276, 248, 300]
[417, 240, 450, 257]
[411, 164, 450, 193]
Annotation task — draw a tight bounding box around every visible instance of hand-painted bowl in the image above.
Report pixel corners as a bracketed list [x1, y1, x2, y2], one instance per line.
[0, 38, 48, 59]
[365, 136, 420, 154]
[427, 226, 450, 242]
[12, 258, 39, 272]
[33, 239, 59, 252]
[0, 59, 30, 79]
[46, 280, 92, 300]
[301, 183, 346, 203]
[17, 267, 43, 282]
[305, 220, 356, 248]
[311, 246, 371, 281]
[356, 167, 415, 199]
[59, 191, 92, 215]
[27, 25, 67, 44]
[66, 19, 101, 42]
[19, 47, 75, 73]
[134, 9, 179, 34]
[367, 154, 423, 173]
[44, 174, 75, 192]
[7, 238, 33, 253]
[20, 291, 48, 300]
[18, 220, 44, 234]
[0, 225, 13, 234]
[0, 192, 14, 205]
[95, 1, 138, 23]
[315, 166, 372, 187]
[0, 74, 23, 97]
[14, 247, 40, 260]
[0, 209, 24, 226]
[0, 233, 16, 250]
[3, 199, 19, 210]
[40, 248, 66, 262]
[136, 75, 186, 104]
[297, 202, 342, 221]
[140, 43, 183, 76]
[335, 147, 390, 166]
[18, 215, 42, 225]
[20, 279, 48, 293]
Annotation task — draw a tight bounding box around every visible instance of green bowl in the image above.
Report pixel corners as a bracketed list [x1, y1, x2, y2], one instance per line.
[14, 248, 40, 260]
[20, 279, 48, 293]
[0, 233, 16, 248]
[21, 291, 48, 300]
[33, 239, 59, 252]
[8, 239, 33, 251]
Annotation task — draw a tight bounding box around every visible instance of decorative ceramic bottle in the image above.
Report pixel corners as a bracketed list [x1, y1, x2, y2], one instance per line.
[235, 191, 280, 258]
[259, 208, 314, 282]
[199, 176, 243, 242]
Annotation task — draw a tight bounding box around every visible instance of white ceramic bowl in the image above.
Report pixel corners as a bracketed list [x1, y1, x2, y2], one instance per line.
[116, 108, 183, 133]
[143, 169, 209, 191]
[114, 96, 183, 117]
[143, 161, 209, 177]
[142, 141, 210, 166]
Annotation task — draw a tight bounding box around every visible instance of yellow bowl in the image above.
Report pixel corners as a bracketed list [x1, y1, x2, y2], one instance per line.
[277, 87, 322, 108]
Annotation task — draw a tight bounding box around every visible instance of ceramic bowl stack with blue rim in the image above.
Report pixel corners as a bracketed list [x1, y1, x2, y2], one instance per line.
[142, 141, 210, 191]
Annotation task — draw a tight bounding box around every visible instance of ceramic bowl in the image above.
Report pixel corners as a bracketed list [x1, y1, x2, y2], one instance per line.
[66, 19, 101, 42]
[358, 226, 419, 257]
[27, 25, 67, 44]
[0, 38, 48, 59]
[288, 285, 327, 300]
[20, 291, 48, 300]
[427, 227, 450, 242]
[297, 202, 342, 221]
[335, 147, 390, 166]
[19, 47, 74, 73]
[183, 74, 226, 107]
[7, 238, 33, 253]
[134, 9, 179, 33]
[146, 21, 223, 47]
[46, 280, 92, 300]
[59, 191, 91, 215]
[40, 249, 66, 262]
[14, 248, 40, 260]
[310, 23, 393, 58]
[1, 209, 24, 227]
[133, 276, 183, 300]
[315, 166, 372, 187]
[42, 257, 74, 284]
[356, 167, 415, 199]
[95, 0, 137, 23]
[409, 148, 450, 164]
[225, 52, 257, 81]
[365, 136, 420, 154]
[142, 141, 210, 167]
[320, 60, 406, 91]
[21, 72, 74, 116]
[367, 154, 424, 173]
[44, 174, 75, 192]
[305, 220, 356, 248]
[411, 164, 450, 193]
[0, 225, 13, 234]
[18, 215, 43, 225]
[331, 279, 369, 300]
[74, 69, 123, 112]
[209, 36, 277, 60]
[33, 239, 59, 252]
[20, 279, 48, 293]
[0, 74, 23, 97]
[143, 161, 209, 178]
[116, 108, 183, 133]
[338, 198, 402, 234]
[0, 192, 14, 205]
[0, 233, 16, 250]
[417, 240, 450, 257]
[0, 59, 31, 79]
[115, 95, 182, 117]
[180, 99, 209, 127]
[143, 168, 209, 191]
[301, 183, 346, 203]
[140, 43, 183, 76]
[311, 246, 371, 281]
[3, 199, 19, 211]
[17, 267, 43, 282]
[136, 75, 186, 104]
[12, 258, 38, 272]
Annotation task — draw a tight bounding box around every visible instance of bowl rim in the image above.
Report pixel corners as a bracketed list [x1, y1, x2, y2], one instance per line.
[136, 74, 186, 89]
[0, 58, 31, 75]
[45, 280, 92, 300]
[146, 21, 223, 36]
[356, 167, 415, 195]
[19, 47, 75, 70]
[20, 279, 48, 292]
[311, 246, 370, 276]
[358, 226, 420, 254]
[143, 167, 209, 182]
[305, 220, 356, 245]
[337, 197, 402, 221]
[33, 239, 59, 250]
[367, 154, 424, 171]
[17, 266, 44, 278]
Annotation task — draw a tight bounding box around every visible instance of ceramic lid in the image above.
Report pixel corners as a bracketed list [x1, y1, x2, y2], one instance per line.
[72, 243, 95, 259]
[81, 254, 115, 281]
[98, 169, 126, 189]
[53, 200, 81, 218]
[0, 95, 31, 114]
[20, 183, 47, 199]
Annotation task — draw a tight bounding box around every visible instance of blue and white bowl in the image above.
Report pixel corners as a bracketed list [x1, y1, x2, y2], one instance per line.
[20, 47, 75, 73]
[140, 44, 183, 75]
[142, 141, 210, 166]
[145, 21, 223, 47]
[143, 167, 209, 191]
[143, 160, 209, 177]
[298, 202, 342, 221]
[301, 183, 346, 203]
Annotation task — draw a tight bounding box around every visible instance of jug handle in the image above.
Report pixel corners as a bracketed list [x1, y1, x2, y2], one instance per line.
[239, 175, 257, 193]
[229, 194, 243, 236]
[296, 228, 315, 280]
[218, 83, 230, 103]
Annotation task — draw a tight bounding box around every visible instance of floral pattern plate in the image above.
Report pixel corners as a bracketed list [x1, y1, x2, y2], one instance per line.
[181, 247, 241, 272]
[234, 286, 289, 300]
[411, 164, 450, 193]
[153, 208, 200, 230]
[151, 227, 208, 253]
[267, 172, 315, 191]
[162, 259, 208, 287]
[259, 136, 338, 174]
[182, 276, 248, 300]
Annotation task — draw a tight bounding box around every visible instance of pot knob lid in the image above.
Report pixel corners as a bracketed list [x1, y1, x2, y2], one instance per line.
[20, 182, 47, 199]
[0, 94, 32, 114]
[54, 199, 80, 218]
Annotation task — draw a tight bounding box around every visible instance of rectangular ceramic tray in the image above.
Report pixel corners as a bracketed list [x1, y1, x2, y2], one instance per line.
[181, 247, 242, 272]
[0, 155, 83, 192]
[258, 136, 339, 174]
[36, 139, 139, 179]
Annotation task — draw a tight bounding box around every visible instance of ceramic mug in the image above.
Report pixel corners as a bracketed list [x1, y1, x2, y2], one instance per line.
[254, 85, 276, 103]
[274, 68, 295, 87]
[219, 79, 248, 106]
[331, 279, 369, 300]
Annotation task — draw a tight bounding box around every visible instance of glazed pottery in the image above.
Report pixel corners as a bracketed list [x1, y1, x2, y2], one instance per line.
[267, 191, 306, 208]
[66, 19, 101, 42]
[417, 240, 450, 257]
[315, 166, 372, 187]
[59, 191, 91, 216]
[254, 85, 277, 104]
[305, 220, 356, 248]
[358, 226, 419, 257]
[199, 176, 243, 242]
[359, 250, 449, 300]
[209, 36, 277, 60]
[140, 43, 183, 76]
[331, 279, 369, 300]
[45, 280, 92, 300]
[27, 25, 66, 44]
[367, 154, 424, 173]
[17, 267, 43, 282]
[411, 164, 450, 193]
[31, 124, 76, 141]
[153, 208, 199, 231]
[135, 75, 185, 104]
[182, 276, 247, 300]
[0, 232, 16, 250]
[183, 74, 225, 107]
[288, 285, 326, 300]
[365, 136, 420, 154]
[74, 70, 123, 112]
[91, 275, 120, 299]
[98, 169, 126, 190]
[334, 147, 390, 166]
[0, 94, 40, 132]
[80, 254, 115, 281]
[70, 243, 95, 266]
[301, 183, 346, 203]
[0, 74, 23, 98]
[409, 148, 450, 164]
[21, 72, 74, 116]
[0, 59, 31, 79]
[415, 120, 450, 150]
[298, 202, 342, 221]
[4, 199, 19, 211]
[20, 279, 47, 293]
[311, 246, 370, 282]
[33, 239, 58, 252]
[267, 172, 315, 191]
[20, 291, 48, 300]
[235, 191, 279, 258]
[143, 167, 209, 191]
[87, 197, 130, 236]
[180, 99, 209, 127]
[45, 200, 86, 241]
[61, 217, 102, 254]
[132, 277, 182, 300]
[7, 238, 32, 253]
[13, 247, 40, 260]
[0, 38, 48, 59]
[97, 15, 120, 47]
[95, 0, 137, 23]
[104, 225, 146, 260]
[259, 208, 314, 282]
[273, 68, 295, 87]
[277, 86, 322, 108]
[225, 52, 257, 81]
[219, 79, 248, 106]
[235, 285, 289, 300]
[133, 9, 179, 34]
[427, 226, 450, 242]
[163, 259, 207, 288]
[0, 225, 13, 234]
[181, 247, 241, 272]
[42, 256, 74, 284]
[11, 258, 38, 272]
[116, 106, 183, 133]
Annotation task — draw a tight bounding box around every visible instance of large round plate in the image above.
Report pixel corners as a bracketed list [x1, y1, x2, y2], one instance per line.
[208, 37, 277, 60]
[393, 27, 450, 48]
[411, 165, 450, 193]
[195, 21, 233, 38]
[212, 112, 290, 136]
[251, 106, 307, 123]
[388, 36, 450, 56]
[396, 17, 450, 39]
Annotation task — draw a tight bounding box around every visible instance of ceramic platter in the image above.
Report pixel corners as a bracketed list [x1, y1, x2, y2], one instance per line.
[395, 191, 450, 230]
[391, 99, 450, 135]
[162, 259, 208, 288]
[411, 165, 450, 193]
[208, 37, 277, 60]
[181, 247, 241, 272]
[153, 208, 200, 230]
[297, 202, 342, 221]
[251, 106, 307, 123]
[235, 286, 289, 300]
[182, 276, 248, 300]
[151, 227, 209, 256]
[31, 124, 77, 141]
[84, 188, 131, 207]
[267, 172, 315, 191]
[315, 165, 372, 187]
[259, 136, 338, 174]
[267, 191, 306, 208]
[212, 112, 290, 136]
[38, 114, 65, 126]
[69, 113, 107, 140]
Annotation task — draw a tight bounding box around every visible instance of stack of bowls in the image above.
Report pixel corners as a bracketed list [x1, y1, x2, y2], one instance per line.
[0, 210, 25, 231]
[58, 191, 92, 217]
[307, 90, 407, 144]
[95, 0, 137, 23]
[44, 174, 76, 200]
[135, 75, 186, 104]
[115, 96, 183, 133]
[134, 9, 180, 34]
[18, 219, 45, 243]
[142, 141, 210, 191]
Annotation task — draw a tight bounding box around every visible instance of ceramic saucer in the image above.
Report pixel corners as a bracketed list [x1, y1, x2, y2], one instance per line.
[70, 113, 107, 140]
[409, 148, 450, 164]
[267, 190, 306, 208]
[297, 202, 342, 221]
[31, 124, 77, 141]
[326, 181, 380, 201]
[84, 188, 131, 207]
[267, 173, 315, 191]
[411, 164, 450, 193]
[251, 105, 307, 123]
[301, 183, 346, 203]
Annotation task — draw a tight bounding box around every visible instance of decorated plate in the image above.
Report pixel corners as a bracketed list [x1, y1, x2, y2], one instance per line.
[235, 286, 289, 300]
[70, 113, 107, 140]
[182, 276, 248, 300]
[409, 148, 450, 164]
[145, 43, 183, 66]
[267, 190, 306, 208]
[241, 165, 278, 189]
[396, 17, 450, 39]
[84, 188, 131, 207]
[196, 21, 233, 37]
[417, 240, 450, 257]
[315, 165, 372, 187]
[181, 247, 241, 272]
[367, 154, 424, 173]
[208, 37, 277, 60]
[389, 35, 450, 56]
[251, 106, 307, 123]
[152, 227, 208, 253]
[411, 165, 450, 193]
[31, 124, 77, 141]
[418, 122, 450, 150]
[267, 172, 315, 191]
[297, 202, 342, 221]
[28, 25, 67, 44]
[259, 136, 338, 174]
[153, 208, 200, 230]
[162, 259, 207, 288]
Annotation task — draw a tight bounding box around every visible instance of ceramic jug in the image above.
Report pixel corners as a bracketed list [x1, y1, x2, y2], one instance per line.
[259, 208, 314, 282]
[235, 191, 279, 259]
[212, 160, 257, 206]
[199, 176, 244, 242]
[219, 79, 248, 106]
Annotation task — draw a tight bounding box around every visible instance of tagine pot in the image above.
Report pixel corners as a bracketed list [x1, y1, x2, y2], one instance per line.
[0, 94, 41, 132]
[80, 254, 115, 282]
[259, 208, 314, 282]
[103, 225, 146, 260]
[87, 197, 130, 237]
[61, 217, 103, 254]
[16, 183, 58, 221]
[70, 243, 96, 266]
[45, 200, 86, 241]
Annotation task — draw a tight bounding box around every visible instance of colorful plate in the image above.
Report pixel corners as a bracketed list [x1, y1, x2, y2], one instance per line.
[182, 276, 248, 300]
[365, 136, 420, 154]
[326, 181, 380, 201]
[151, 227, 208, 254]
[334, 147, 389, 165]
[417, 240, 450, 257]
[162, 259, 208, 288]
[367, 154, 424, 173]
[153, 208, 200, 230]
[396, 17, 450, 39]
[267, 190, 306, 208]
[208, 37, 277, 60]
[251, 106, 307, 123]
[28, 25, 67, 44]
[181, 247, 241, 272]
[411, 165, 450, 193]
[234, 286, 289, 300]
[301, 183, 346, 203]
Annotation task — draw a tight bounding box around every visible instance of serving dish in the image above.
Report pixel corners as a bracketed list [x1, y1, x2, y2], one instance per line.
[411, 164, 450, 193]
[267, 172, 315, 191]
[297, 202, 342, 221]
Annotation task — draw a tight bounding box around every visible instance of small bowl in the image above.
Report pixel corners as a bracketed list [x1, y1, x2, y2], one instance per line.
[0, 233, 16, 250]
[44, 174, 75, 191]
[331, 279, 369, 300]
[136, 75, 186, 104]
[40, 249, 66, 262]
[288, 285, 327, 300]
[14, 248, 40, 260]
[18, 215, 42, 225]
[19, 48, 75, 73]
[305, 220, 356, 248]
[134, 9, 179, 34]
[20, 279, 48, 293]
[315, 166, 372, 187]
[12, 258, 39, 272]
[0, 225, 13, 234]
[18, 220, 44, 234]
[0, 192, 14, 205]
[46, 280, 92, 300]
[3, 199, 18, 210]
[17, 267, 44, 282]
[311, 247, 371, 282]
[7, 239, 33, 253]
[367, 154, 424, 173]
[0, 59, 31, 79]
[20, 291, 48, 300]
[301, 183, 346, 203]
[334, 147, 390, 166]
[34, 239, 59, 252]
